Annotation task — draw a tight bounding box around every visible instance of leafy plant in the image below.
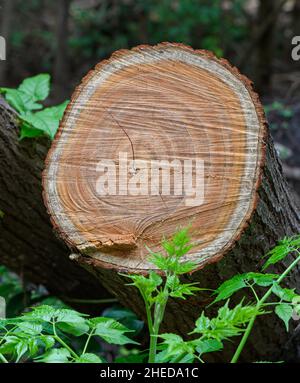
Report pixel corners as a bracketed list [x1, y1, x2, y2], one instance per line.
[1, 230, 300, 363]
[0, 74, 68, 139]
[123, 230, 300, 363]
[0, 305, 138, 363]
[122, 227, 202, 363]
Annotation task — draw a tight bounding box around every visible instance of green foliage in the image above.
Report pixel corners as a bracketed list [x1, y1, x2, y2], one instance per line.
[0, 305, 137, 363]
[102, 305, 144, 335]
[262, 236, 300, 270]
[212, 272, 278, 304]
[123, 227, 202, 363]
[1, 229, 300, 363]
[274, 304, 293, 332]
[0, 74, 68, 140]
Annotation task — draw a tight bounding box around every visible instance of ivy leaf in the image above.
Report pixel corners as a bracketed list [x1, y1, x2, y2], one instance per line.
[21, 100, 68, 139]
[0, 88, 44, 113]
[18, 73, 50, 102]
[20, 122, 44, 139]
[91, 317, 138, 345]
[36, 348, 71, 363]
[75, 353, 103, 363]
[275, 304, 293, 331]
[3, 89, 28, 114]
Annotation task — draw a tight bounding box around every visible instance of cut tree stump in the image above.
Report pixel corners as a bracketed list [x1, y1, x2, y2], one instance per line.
[43, 43, 300, 361]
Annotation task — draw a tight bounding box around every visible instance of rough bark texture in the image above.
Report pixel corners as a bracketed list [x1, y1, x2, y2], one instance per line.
[0, 98, 111, 307]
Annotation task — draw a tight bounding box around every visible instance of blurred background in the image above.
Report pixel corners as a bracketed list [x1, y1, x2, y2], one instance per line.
[0, 0, 300, 197]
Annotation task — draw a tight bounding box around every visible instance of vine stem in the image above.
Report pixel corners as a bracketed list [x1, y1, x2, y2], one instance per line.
[0, 353, 8, 363]
[148, 280, 169, 363]
[52, 320, 79, 359]
[82, 328, 95, 355]
[231, 252, 300, 363]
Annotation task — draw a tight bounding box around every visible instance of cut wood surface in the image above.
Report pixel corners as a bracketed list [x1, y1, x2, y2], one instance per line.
[43, 43, 266, 273]
[43, 43, 300, 361]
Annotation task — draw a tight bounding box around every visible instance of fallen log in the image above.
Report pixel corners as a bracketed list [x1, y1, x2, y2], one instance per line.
[0, 97, 111, 308]
[43, 43, 300, 361]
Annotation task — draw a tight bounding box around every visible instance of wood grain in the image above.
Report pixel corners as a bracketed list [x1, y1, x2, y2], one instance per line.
[43, 43, 266, 273]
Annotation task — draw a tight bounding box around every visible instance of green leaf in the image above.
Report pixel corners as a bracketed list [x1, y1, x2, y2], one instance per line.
[212, 273, 278, 304]
[262, 236, 300, 270]
[193, 338, 223, 355]
[36, 348, 71, 363]
[54, 308, 89, 336]
[246, 273, 278, 287]
[272, 284, 298, 302]
[4, 89, 28, 114]
[275, 303, 293, 331]
[212, 274, 246, 304]
[169, 281, 200, 300]
[192, 301, 264, 341]
[22, 305, 56, 322]
[2, 88, 44, 113]
[124, 272, 162, 304]
[21, 100, 68, 139]
[0, 336, 19, 355]
[55, 308, 87, 323]
[15, 339, 28, 362]
[18, 74, 50, 102]
[20, 122, 44, 139]
[101, 306, 144, 334]
[39, 335, 55, 350]
[18, 321, 43, 335]
[57, 321, 89, 337]
[91, 317, 138, 345]
[75, 353, 103, 363]
[159, 333, 194, 361]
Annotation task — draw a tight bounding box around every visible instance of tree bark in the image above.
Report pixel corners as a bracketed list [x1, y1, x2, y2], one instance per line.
[0, 97, 111, 309]
[43, 43, 300, 362]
